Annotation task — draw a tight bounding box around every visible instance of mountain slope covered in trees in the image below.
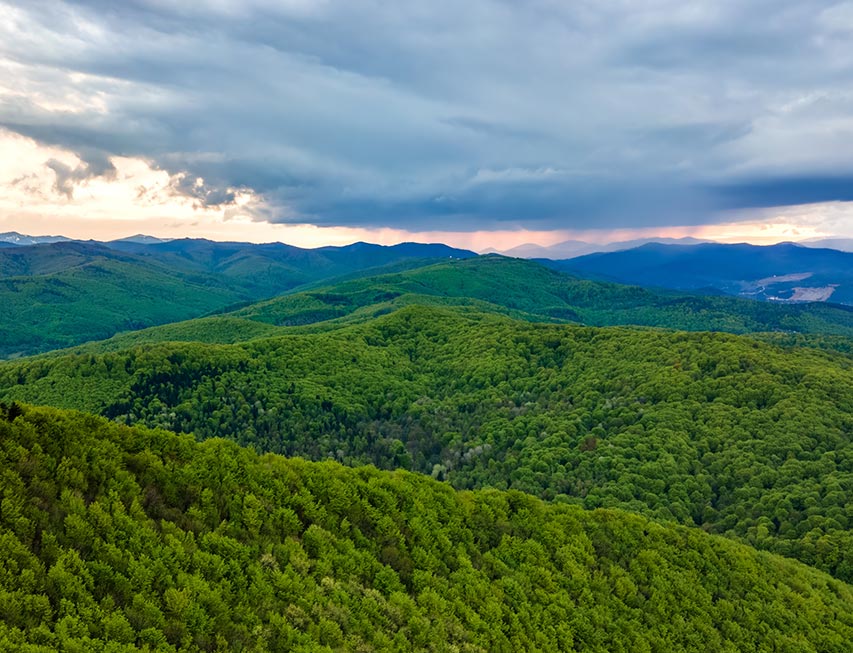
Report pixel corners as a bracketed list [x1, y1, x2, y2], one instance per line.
[6, 250, 853, 360]
[3, 305, 851, 583]
[224, 256, 853, 336]
[0, 241, 474, 358]
[104, 238, 476, 296]
[0, 404, 851, 652]
[0, 242, 246, 359]
[45, 256, 853, 359]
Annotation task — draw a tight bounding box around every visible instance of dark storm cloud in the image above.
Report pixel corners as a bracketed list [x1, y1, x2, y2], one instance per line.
[713, 176, 853, 209]
[2, 0, 853, 230]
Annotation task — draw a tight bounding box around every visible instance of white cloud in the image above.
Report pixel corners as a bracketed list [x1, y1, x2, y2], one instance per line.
[0, 128, 261, 223]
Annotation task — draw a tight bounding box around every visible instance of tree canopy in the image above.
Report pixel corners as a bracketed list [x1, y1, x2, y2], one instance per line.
[3, 305, 851, 583]
[1, 404, 851, 652]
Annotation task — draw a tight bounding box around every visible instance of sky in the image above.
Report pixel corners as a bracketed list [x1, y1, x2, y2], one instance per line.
[2, 0, 853, 250]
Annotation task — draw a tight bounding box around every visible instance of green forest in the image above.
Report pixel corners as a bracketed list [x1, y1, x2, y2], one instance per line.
[5, 0, 853, 647]
[5, 254, 853, 359]
[3, 304, 852, 585]
[225, 257, 853, 337]
[2, 253, 853, 650]
[1, 405, 851, 652]
[0, 240, 473, 358]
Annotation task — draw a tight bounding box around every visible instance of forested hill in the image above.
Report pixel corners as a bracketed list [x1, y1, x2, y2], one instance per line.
[225, 255, 853, 336]
[0, 240, 474, 358]
[103, 238, 476, 294]
[0, 242, 246, 358]
[5, 248, 853, 360]
[57, 255, 853, 358]
[2, 305, 851, 583]
[1, 404, 851, 652]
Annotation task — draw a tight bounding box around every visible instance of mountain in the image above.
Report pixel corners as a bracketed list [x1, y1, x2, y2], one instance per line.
[5, 245, 853, 648]
[4, 302, 852, 583]
[0, 231, 72, 245]
[497, 237, 710, 259]
[32, 255, 853, 358]
[0, 403, 850, 651]
[599, 236, 710, 252]
[108, 234, 171, 244]
[15, 240, 853, 360]
[0, 239, 476, 358]
[103, 238, 476, 298]
[502, 240, 598, 259]
[802, 237, 853, 252]
[548, 242, 853, 304]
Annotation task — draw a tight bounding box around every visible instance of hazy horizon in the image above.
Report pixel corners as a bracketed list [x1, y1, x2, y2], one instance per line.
[2, 224, 850, 256]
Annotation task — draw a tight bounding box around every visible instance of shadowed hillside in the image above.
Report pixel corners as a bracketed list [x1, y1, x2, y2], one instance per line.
[547, 242, 853, 304]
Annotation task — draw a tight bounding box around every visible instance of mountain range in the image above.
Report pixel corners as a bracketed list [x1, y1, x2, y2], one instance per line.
[0, 231, 72, 246]
[4, 245, 853, 359]
[5, 229, 852, 255]
[3, 260, 853, 584]
[490, 236, 853, 258]
[547, 242, 853, 305]
[492, 236, 711, 259]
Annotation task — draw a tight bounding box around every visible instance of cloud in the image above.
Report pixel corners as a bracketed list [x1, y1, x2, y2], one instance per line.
[45, 149, 116, 197]
[1, 0, 853, 231]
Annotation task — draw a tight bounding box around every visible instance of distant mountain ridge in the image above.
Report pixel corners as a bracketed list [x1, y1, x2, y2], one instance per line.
[103, 238, 476, 291]
[54, 255, 853, 359]
[803, 237, 853, 252]
[547, 242, 853, 305]
[0, 231, 72, 246]
[3, 234, 853, 357]
[109, 234, 171, 244]
[496, 236, 711, 259]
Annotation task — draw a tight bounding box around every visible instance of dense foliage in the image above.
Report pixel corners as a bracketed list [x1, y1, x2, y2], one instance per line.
[1, 404, 851, 652]
[3, 306, 851, 584]
[228, 256, 853, 337]
[6, 252, 853, 360]
[0, 248, 244, 358]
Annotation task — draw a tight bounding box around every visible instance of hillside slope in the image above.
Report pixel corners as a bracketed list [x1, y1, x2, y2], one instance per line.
[3, 306, 851, 582]
[0, 241, 475, 358]
[0, 404, 850, 652]
[225, 256, 853, 337]
[105, 238, 476, 297]
[33, 256, 853, 361]
[0, 243, 246, 358]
